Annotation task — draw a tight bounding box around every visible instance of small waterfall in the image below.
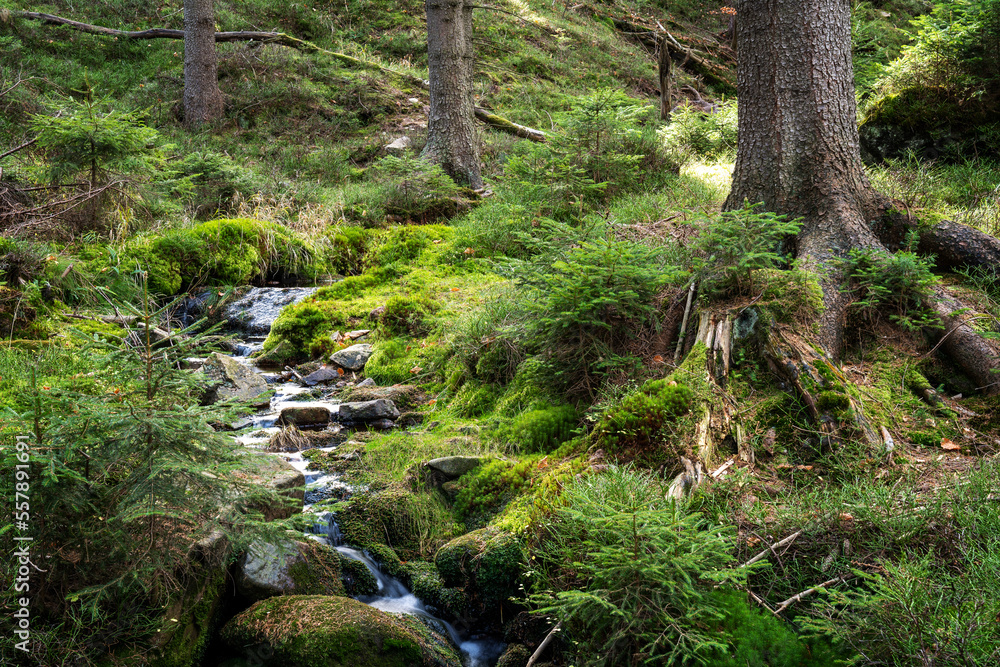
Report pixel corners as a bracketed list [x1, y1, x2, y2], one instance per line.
[224, 286, 317, 336]
[309, 515, 505, 667]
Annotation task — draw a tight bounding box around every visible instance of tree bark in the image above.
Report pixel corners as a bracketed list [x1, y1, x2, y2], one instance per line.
[183, 0, 224, 128]
[658, 44, 672, 121]
[724, 0, 886, 355]
[423, 0, 483, 189]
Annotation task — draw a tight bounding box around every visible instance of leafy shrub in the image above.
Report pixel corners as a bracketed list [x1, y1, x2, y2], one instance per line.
[506, 404, 578, 453]
[660, 99, 738, 164]
[860, 0, 1000, 158]
[841, 247, 940, 331]
[503, 89, 677, 220]
[804, 462, 1000, 666]
[528, 466, 752, 666]
[174, 150, 258, 218]
[695, 201, 802, 298]
[0, 295, 284, 665]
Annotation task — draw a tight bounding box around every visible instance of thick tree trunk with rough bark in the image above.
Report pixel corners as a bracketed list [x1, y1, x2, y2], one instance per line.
[662, 0, 1000, 486]
[724, 0, 886, 354]
[183, 0, 224, 128]
[423, 0, 483, 189]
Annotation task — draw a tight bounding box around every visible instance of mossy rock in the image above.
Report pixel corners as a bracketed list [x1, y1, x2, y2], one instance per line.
[404, 561, 468, 619]
[335, 488, 428, 558]
[496, 644, 532, 667]
[150, 558, 229, 667]
[340, 384, 423, 411]
[220, 595, 461, 667]
[339, 554, 379, 597]
[237, 539, 346, 602]
[434, 527, 524, 624]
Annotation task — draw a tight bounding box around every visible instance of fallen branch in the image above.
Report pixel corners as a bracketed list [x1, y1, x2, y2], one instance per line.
[7, 10, 428, 88]
[526, 620, 562, 667]
[774, 576, 848, 614]
[739, 530, 803, 569]
[10, 10, 543, 141]
[474, 107, 546, 142]
[0, 137, 38, 161]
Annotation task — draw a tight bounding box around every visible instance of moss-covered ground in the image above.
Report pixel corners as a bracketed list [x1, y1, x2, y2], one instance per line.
[4, 0, 1000, 665]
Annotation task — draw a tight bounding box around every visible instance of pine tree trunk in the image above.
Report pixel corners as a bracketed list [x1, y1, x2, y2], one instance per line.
[724, 0, 886, 354]
[423, 0, 483, 189]
[183, 0, 224, 128]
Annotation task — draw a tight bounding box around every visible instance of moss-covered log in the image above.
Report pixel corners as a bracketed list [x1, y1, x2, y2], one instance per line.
[473, 107, 546, 142]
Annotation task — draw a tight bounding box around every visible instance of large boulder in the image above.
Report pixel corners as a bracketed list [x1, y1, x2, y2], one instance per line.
[237, 539, 346, 602]
[200, 352, 271, 404]
[149, 532, 230, 667]
[331, 343, 374, 371]
[220, 595, 462, 667]
[337, 399, 400, 423]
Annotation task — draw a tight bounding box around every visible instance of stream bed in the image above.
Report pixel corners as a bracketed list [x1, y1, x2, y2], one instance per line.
[217, 287, 505, 667]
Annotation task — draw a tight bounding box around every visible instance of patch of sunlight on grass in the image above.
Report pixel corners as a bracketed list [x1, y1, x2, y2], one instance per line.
[680, 161, 734, 208]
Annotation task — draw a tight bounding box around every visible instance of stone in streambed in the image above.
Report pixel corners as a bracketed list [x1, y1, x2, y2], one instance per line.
[302, 366, 341, 386]
[279, 405, 333, 426]
[337, 399, 399, 422]
[426, 456, 482, 478]
[199, 352, 271, 404]
[330, 343, 373, 371]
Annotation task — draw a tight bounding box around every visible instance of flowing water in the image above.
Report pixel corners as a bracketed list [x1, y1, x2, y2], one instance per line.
[225, 288, 505, 667]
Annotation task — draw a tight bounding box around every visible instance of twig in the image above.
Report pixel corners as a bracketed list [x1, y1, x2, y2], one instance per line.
[739, 530, 802, 569]
[526, 621, 562, 667]
[0, 137, 37, 161]
[673, 280, 696, 364]
[774, 576, 848, 614]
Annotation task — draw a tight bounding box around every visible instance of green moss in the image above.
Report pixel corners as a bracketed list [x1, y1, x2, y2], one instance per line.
[452, 458, 534, 528]
[338, 554, 379, 597]
[505, 404, 578, 453]
[595, 380, 694, 453]
[434, 527, 524, 616]
[404, 561, 468, 618]
[451, 382, 499, 418]
[221, 596, 461, 667]
[286, 541, 347, 597]
[381, 293, 438, 336]
[365, 543, 405, 578]
[364, 339, 416, 385]
[335, 487, 452, 559]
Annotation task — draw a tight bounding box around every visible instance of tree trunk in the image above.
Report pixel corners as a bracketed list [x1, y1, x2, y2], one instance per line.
[183, 0, 224, 128]
[423, 0, 483, 189]
[658, 44, 672, 121]
[724, 0, 886, 355]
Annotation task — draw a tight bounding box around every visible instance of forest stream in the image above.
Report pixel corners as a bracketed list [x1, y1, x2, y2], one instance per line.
[216, 287, 505, 667]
